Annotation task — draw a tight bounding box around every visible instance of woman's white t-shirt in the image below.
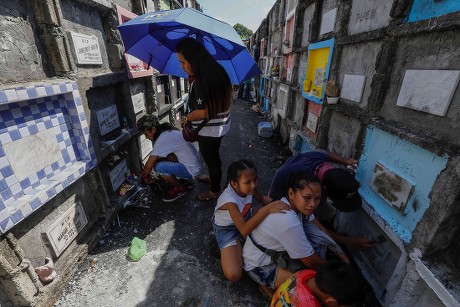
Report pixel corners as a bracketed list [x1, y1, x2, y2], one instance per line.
[151, 130, 201, 177]
[242, 197, 315, 271]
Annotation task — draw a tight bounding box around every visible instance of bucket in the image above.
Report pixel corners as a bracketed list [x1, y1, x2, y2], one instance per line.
[258, 122, 273, 138]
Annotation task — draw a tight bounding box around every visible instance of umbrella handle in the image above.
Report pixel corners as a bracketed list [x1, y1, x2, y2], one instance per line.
[146, 53, 152, 70]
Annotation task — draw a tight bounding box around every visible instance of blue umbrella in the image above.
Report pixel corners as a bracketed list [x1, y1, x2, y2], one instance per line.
[117, 8, 262, 85]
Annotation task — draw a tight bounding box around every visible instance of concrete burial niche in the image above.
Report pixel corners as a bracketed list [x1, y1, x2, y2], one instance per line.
[339, 41, 381, 108]
[335, 208, 406, 305]
[396, 69, 460, 116]
[302, 39, 335, 104]
[116, 5, 154, 79]
[0, 81, 96, 233]
[277, 84, 289, 118]
[301, 5, 315, 47]
[348, 0, 392, 35]
[356, 126, 448, 244]
[304, 101, 322, 140]
[326, 112, 360, 159]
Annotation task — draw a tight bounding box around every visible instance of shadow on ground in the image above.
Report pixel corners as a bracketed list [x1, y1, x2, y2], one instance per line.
[57, 99, 380, 307]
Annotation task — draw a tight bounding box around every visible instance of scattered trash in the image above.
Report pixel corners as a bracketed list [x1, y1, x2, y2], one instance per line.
[35, 257, 56, 283]
[118, 183, 134, 196]
[251, 104, 261, 113]
[126, 237, 146, 261]
[117, 214, 121, 228]
[89, 258, 97, 267]
[122, 184, 153, 209]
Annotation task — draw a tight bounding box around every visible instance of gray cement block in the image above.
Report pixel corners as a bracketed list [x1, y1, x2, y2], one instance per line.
[42, 34, 72, 74]
[293, 92, 306, 125]
[60, 0, 108, 69]
[326, 111, 360, 159]
[276, 84, 289, 119]
[301, 4, 315, 47]
[15, 177, 100, 268]
[74, 0, 112, 11]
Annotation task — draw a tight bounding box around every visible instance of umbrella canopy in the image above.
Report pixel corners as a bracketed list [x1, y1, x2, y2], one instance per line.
[117, 8, 262, 85]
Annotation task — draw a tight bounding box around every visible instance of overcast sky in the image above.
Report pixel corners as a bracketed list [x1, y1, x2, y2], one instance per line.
[197, 0, 277, 32]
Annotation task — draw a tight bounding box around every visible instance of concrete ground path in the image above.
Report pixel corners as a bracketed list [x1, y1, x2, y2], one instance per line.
[56, 99, 291, 307]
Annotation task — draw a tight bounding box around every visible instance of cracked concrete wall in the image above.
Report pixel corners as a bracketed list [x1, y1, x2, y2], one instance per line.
[326, 112, 360, 159]
[0, 1, 47, 83]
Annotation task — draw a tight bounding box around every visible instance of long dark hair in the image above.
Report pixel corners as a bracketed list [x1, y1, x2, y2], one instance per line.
[176, 38, 232, 118]
[286, 172, 321, 195]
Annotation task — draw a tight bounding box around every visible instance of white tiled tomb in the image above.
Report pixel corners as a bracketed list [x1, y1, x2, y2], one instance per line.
[0, 81, 96, 233]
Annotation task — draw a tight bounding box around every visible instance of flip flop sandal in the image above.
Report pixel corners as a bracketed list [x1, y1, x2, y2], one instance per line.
[197, 174, 211, 183]
[258, 285, 274, 301]
[196, 190, 219, 201]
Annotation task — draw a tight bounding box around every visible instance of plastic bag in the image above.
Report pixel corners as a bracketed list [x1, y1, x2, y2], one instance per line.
[126, 237, 146, 261]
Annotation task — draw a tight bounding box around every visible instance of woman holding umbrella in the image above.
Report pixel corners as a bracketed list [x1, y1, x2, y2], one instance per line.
[177, 38, 233, 201]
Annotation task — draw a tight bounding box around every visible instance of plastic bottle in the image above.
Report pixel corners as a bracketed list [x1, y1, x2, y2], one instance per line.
[122, 116, 129, 129]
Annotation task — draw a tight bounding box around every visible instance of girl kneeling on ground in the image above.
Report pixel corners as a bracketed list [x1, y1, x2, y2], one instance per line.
[212, 159, 290, 282]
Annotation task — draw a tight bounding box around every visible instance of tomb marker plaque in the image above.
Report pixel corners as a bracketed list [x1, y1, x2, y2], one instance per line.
[341, 74, 366, 102]
[320, 8, 337, 35]
[70, 32, 103, 65]
[306, 112, 319, 133]
[371, 162, 413, 212]
[140, 137, 152, 160]
[110, 159, 128, 191]
[96, 105, 120, 136]
[131, 91, 146, 114]
[45, 202, 88, 256]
